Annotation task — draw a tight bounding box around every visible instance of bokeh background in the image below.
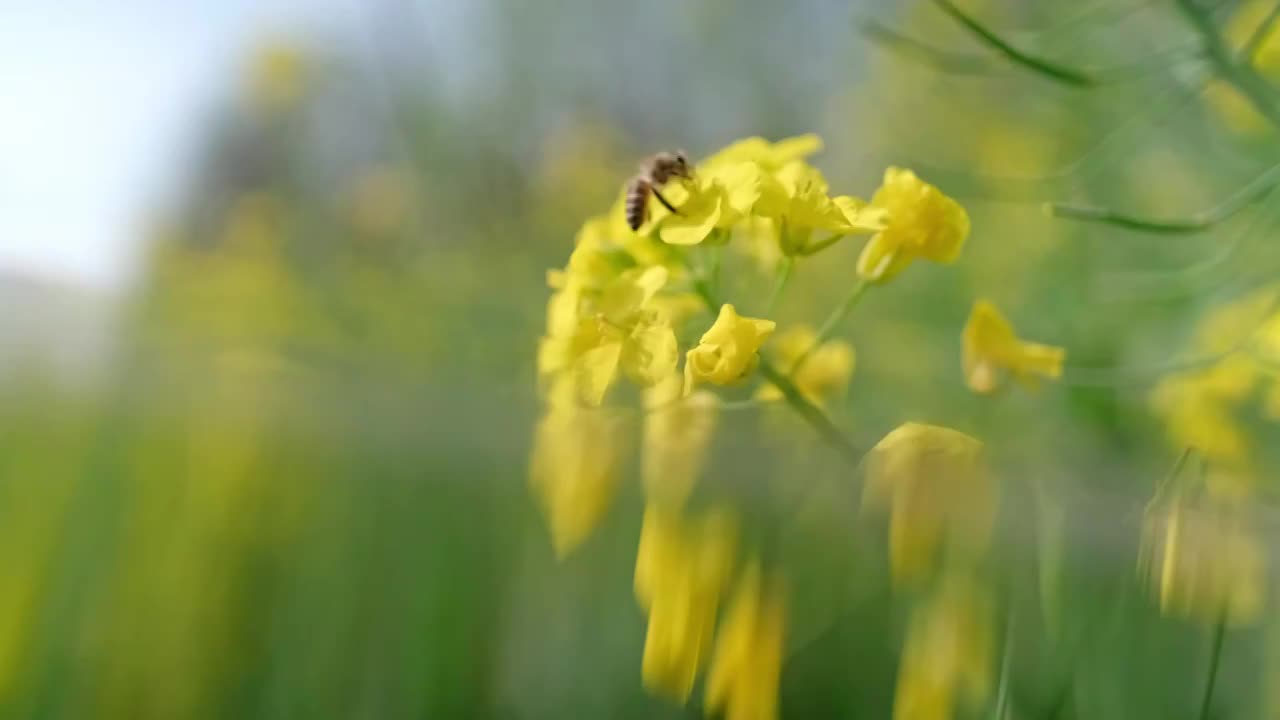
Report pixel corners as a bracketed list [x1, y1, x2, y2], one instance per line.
[4, 0, 1280, 717]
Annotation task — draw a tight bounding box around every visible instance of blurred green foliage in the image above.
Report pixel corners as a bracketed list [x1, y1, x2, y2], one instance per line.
[4, 0, 1280, 717]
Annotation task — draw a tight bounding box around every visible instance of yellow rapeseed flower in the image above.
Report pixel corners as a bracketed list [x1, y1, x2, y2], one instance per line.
[1140, 492, 1265, 626]
[756, 325, 855, 406]
[1151, 358, 1258, 467]
[893, 575, 994, 720]
[863, 423, 994, 587]
[962, 300, 1065, 394]
[684, 305, 777, 394]
[857, 168, 969, 282]
[658, 162, 770, 246]
[643, 375, 719, 507]
[634, 505, 738, 702]
[757, 162, 884, 255]
[538, 265, 678, 405]
[701, 134, 824, 170]
[705, 562, 786, 720]
[529, 378, 630, 557]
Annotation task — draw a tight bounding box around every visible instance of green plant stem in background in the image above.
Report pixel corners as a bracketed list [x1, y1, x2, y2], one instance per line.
[764, 256, 794, 315]
[1174, 0, 1280, 128]
[690, 279, 861, 467]
[791, 278, 871, 373]
[1048, 162, 1280, 233]
[930, 0, 1096, 87]
[1199, 614, 1227, 720]
[1241, 1, 1280, 63]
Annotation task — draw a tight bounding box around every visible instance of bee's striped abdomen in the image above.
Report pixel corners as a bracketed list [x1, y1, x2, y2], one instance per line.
[625, 177, 651, 231]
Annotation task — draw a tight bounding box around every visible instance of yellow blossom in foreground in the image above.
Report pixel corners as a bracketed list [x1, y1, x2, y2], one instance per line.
[962, 300, 1065, 394]
[643, 375, 719, 507]
[857, 167, 969, 282]
[705, 562, 786, 720]
[528, 380, 630, 557]
[1140, 493, 1265, 626]
[863, 423, 993, 586]
[658, 163, 768, 246]
[756, 325, 855, 406]
[684, 305, 776, 394]
[634, 505, 738, 702]
[893, 576, 994, 720]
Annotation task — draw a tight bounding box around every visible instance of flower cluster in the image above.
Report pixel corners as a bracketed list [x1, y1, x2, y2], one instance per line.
[530, 134, 1006, 718]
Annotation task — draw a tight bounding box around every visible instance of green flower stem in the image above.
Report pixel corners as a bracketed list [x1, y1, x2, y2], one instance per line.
[930, 0, 1095, 87]
[1175, 0, 1280, 129]
[1199, 613, 1227, 720]
[1047, 163, 1280, 234]
[690, 281, 861, 467]
[791, 278, 871, 373]
[764, 256, 795, 315]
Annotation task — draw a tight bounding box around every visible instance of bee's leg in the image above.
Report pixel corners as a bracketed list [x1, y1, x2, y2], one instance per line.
[651, 188, 682, 216]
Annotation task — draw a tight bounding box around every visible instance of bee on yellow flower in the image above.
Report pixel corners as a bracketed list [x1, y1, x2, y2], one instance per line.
[962, 300, 1065, 394]
[863, 423, 994, 587]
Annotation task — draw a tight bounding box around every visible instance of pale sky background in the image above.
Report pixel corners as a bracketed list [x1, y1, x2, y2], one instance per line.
[0, 0, 363, 293]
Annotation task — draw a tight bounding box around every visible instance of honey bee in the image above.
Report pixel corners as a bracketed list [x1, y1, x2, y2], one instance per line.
[625, 150, 692, 230]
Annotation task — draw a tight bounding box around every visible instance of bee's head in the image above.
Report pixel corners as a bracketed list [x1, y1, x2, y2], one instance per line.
[672, 149, 692, 178]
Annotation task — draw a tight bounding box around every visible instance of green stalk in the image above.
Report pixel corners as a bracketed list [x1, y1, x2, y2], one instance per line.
[1199, 614, 1227, 720]
[1174, 0, 1280, 129]
[931, 0, 1096, 87]
[791, 278, 871, 373]
[764, 256, 794, 315]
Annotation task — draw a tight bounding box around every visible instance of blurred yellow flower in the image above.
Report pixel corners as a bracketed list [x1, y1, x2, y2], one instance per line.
[346, 166, 411, 237]
[1203, 80, 1271, 137]
[528, 379, 630, 557]
[701, 134, 824, 170]
[538, 266, 678, 405]
[893, 575, 994, 720]
[705, 562, 786, 720]
[246, 39, 308, 113]
[1151, 357, 1258, 466]
[684, 304, 777, 393]
[857, 168, 969, 282]
[643, 375, 719, 507]
[962, 300, 1065, 394]
[863, 423, 994, 586]
[1140, 493, 1265, 626]
[634, 505, 738, 702]
[756, 325, 855, 406]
